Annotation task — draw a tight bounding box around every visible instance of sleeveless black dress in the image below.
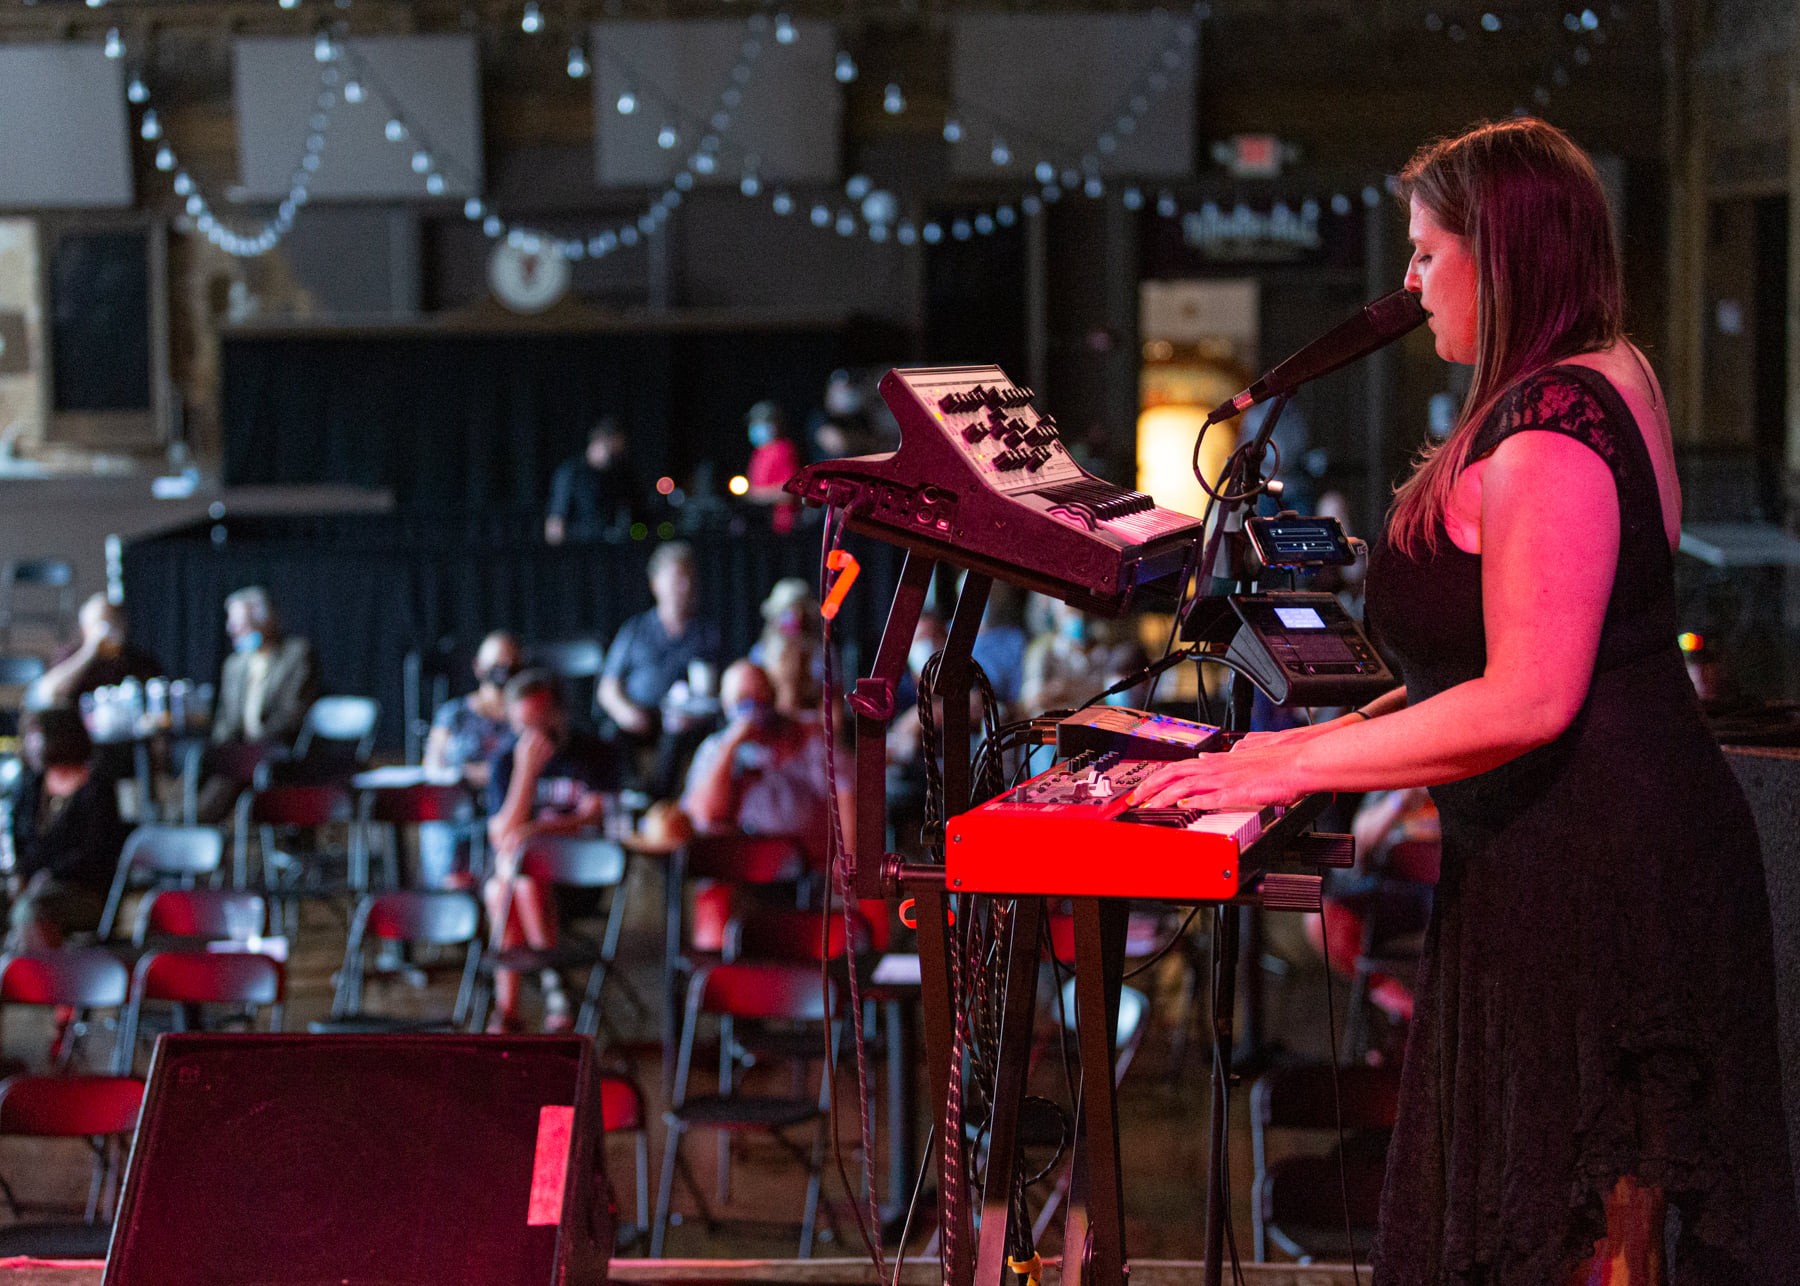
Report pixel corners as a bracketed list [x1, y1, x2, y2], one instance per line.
[1364, 365, 1800, 1285]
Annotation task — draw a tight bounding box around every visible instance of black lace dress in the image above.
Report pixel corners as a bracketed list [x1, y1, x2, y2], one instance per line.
[1364, 365, 1800, 1285]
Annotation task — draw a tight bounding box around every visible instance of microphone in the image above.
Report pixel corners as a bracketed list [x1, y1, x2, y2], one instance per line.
[1203, 288, 1427, 425]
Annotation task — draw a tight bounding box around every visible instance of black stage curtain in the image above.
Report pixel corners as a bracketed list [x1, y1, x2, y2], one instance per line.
[220, 327, 863, 511]
[122, 513, 907, 752]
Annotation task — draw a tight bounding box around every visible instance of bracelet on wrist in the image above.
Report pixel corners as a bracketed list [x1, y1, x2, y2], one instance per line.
[1349, 708, 1373, 721]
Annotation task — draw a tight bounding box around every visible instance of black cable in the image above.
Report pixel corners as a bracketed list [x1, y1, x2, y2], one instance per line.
[816, 507, 887, 1275]
[1317, 903, 1366, 1285]
[1120, 904, 1202, 982]
[889, 1123, 937, 1286]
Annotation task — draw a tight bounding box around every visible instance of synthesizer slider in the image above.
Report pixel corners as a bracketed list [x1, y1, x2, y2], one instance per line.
[945, 751, 1331, 903]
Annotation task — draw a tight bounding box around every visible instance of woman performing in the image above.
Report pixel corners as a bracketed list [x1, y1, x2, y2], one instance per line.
[1137, 117, 1800, 1285]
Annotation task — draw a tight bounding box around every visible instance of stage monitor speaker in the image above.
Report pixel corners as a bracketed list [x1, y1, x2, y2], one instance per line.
[1726, 745, 1800, 1217]
[105, 1033, 613, 1286]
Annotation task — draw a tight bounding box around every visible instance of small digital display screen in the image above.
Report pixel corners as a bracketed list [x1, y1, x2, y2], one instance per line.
[1274, 606, 1327, 630]
[1267, 522, 1336, 553]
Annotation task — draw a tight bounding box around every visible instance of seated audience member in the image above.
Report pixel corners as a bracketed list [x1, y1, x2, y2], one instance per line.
[416, 631, 521, 888]
[545, 419, 634, 546]
[425, 632, 521, 789]
[681, 660, 836, 862]
[743, 401, 802, 534]
[596, 542, 721, 795]
[484, 670, 624, 1032]
[970, 583, 1028, 714]
[750, 577, 828, 692]
[7, 710, 127, 951]
[32, 594, 164, 709]
[807, 369, 884, 461]
[1020, 598, 1149, 714]
[196, 586, 318, 820]
[761, 632, 822, 719]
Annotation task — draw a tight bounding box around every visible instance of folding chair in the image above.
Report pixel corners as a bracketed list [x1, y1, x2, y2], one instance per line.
[652, 961, 838, 1259]
[117, 950, 285, 1074]
[131, 889, 267, 948]
[311, 890, 483, 1033]
[97, 825, 226, 942]
[0, 558, 75, 646]
[1343, 838, 1439, 1059]
[0, 1074, 142, 1230]
[1250, 1061, 1401, 1262]
[233, 783, 357, 934]
[661, 833, 808, 1083]
[473, 837, 634, 1038]
[0, 950, 130, 1074]
[358, 782, 480, 889]
[599, 1071, 653, 1253]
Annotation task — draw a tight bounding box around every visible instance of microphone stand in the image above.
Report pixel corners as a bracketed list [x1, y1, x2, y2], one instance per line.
[1193, 394, 1285, 1286]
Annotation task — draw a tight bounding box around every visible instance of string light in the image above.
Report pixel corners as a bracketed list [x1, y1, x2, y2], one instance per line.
[615, 88, 638, 115]
[520, 2, 543, 35]
[126, 76, 148, 104]
[834, 51, 858, 83]
[103, 28, 124, 59]
[882, 82, 905, 114]
[566, 44, 590, 80]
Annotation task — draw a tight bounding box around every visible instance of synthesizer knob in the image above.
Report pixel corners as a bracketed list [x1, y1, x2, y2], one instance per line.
[962, 423, 987, 444]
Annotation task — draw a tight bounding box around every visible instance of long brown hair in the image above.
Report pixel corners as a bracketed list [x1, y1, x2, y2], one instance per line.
[1388, 118, 1626, 555]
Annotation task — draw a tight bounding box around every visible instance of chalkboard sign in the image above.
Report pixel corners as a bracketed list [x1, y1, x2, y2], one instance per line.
[49, 226, 150, 413]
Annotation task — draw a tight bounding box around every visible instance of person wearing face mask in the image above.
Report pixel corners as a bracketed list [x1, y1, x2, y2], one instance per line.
[742, 401, 802, 534]
[6, 709, 127, 952]
[413, 631, 522, 889]
[1019, 598, 1148, 715]
[425, 632, 522, 789]
[680, 660, 834, 862]
[195, 585, 318, 821]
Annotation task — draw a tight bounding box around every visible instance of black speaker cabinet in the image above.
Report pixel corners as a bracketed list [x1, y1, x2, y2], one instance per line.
[105, 1034, 613, 1285]
[1726, 746, 1800, 1217]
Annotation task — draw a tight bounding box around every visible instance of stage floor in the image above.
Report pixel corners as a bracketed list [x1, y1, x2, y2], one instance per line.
[0, 1258, 1366, 1285]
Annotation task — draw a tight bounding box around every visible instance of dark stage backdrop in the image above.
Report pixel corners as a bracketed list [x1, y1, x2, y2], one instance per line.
[219, 325, 872, 511]
[121, 514, 906, 751]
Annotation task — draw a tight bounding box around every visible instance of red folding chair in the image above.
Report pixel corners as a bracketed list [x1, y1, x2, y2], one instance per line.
[0, 950, 130, 1074]
[131, 889, 267, 948]
[97, 825, 226, 943]
[652, 961, 838, 1259]
[0, 1074, 143, 1228]
[599, 1072, 652, 1252]
[118, 950, 285, 1073]
[312, 890, 482, 1033]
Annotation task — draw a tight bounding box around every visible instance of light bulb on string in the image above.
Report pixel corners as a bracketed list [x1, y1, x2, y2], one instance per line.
[942, 116, 962, 143]
[567, 45, 590, 79]
[951, 219, 972, 240]
[921, 222, 943, 245]
[835, 212, 857, 236]
[154, 146, 175, 172]
[104, 28, 124, 59]
[385, 119, 408, 142]
[869, 224, 889, 244]
[620, 226, 640, 247]
[313, 33, 335, 63]
[845, 174, 871, 200]
[173, 172, 193, 196]
[693, 152, 715, 175]
[772, 191, 794, 216]
[344, 80, 364, 104]
[521, 2, 543, 34]
[774, 13, 797, 44]
[411, 149, 432, 174]
[1034, 161, 1054, 184]
[834, 51, 858, 83]
[139, 110, 161, 141]
[656, 124, 678, 149]
[184, 194, 204, 216]
[974, 213, 995, 235]
[995, 205, 1017, 226]
[464, 198, 484, 220]
[882, 83, 905, 114]
[740, 172, 762, 197]
[127, 77, 148, 104]
[896, 223, 918, 245]
[990, 137, 1011, 166]
[616, 89, 637, 115]
[1123, 187, 1144, 211]
[1084, 176, 1104, 198]
[673, 171, 694, 191]
[279, 0, 299, 8]
[483, 215, 504, 238]
[1156, 191, 1178, 218]
[810, 204, 831, 228]
[425, 173, 446, 196]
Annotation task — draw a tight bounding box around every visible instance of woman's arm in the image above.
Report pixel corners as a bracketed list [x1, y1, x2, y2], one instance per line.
[1137, 429, 1619, 808]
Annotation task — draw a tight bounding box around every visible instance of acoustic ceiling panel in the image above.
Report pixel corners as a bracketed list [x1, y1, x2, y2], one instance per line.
[234, 35, 482, 201]
[592, 20, 840, 189]
[0, 46, 132, 209]
[949, 14, 1197, 181]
